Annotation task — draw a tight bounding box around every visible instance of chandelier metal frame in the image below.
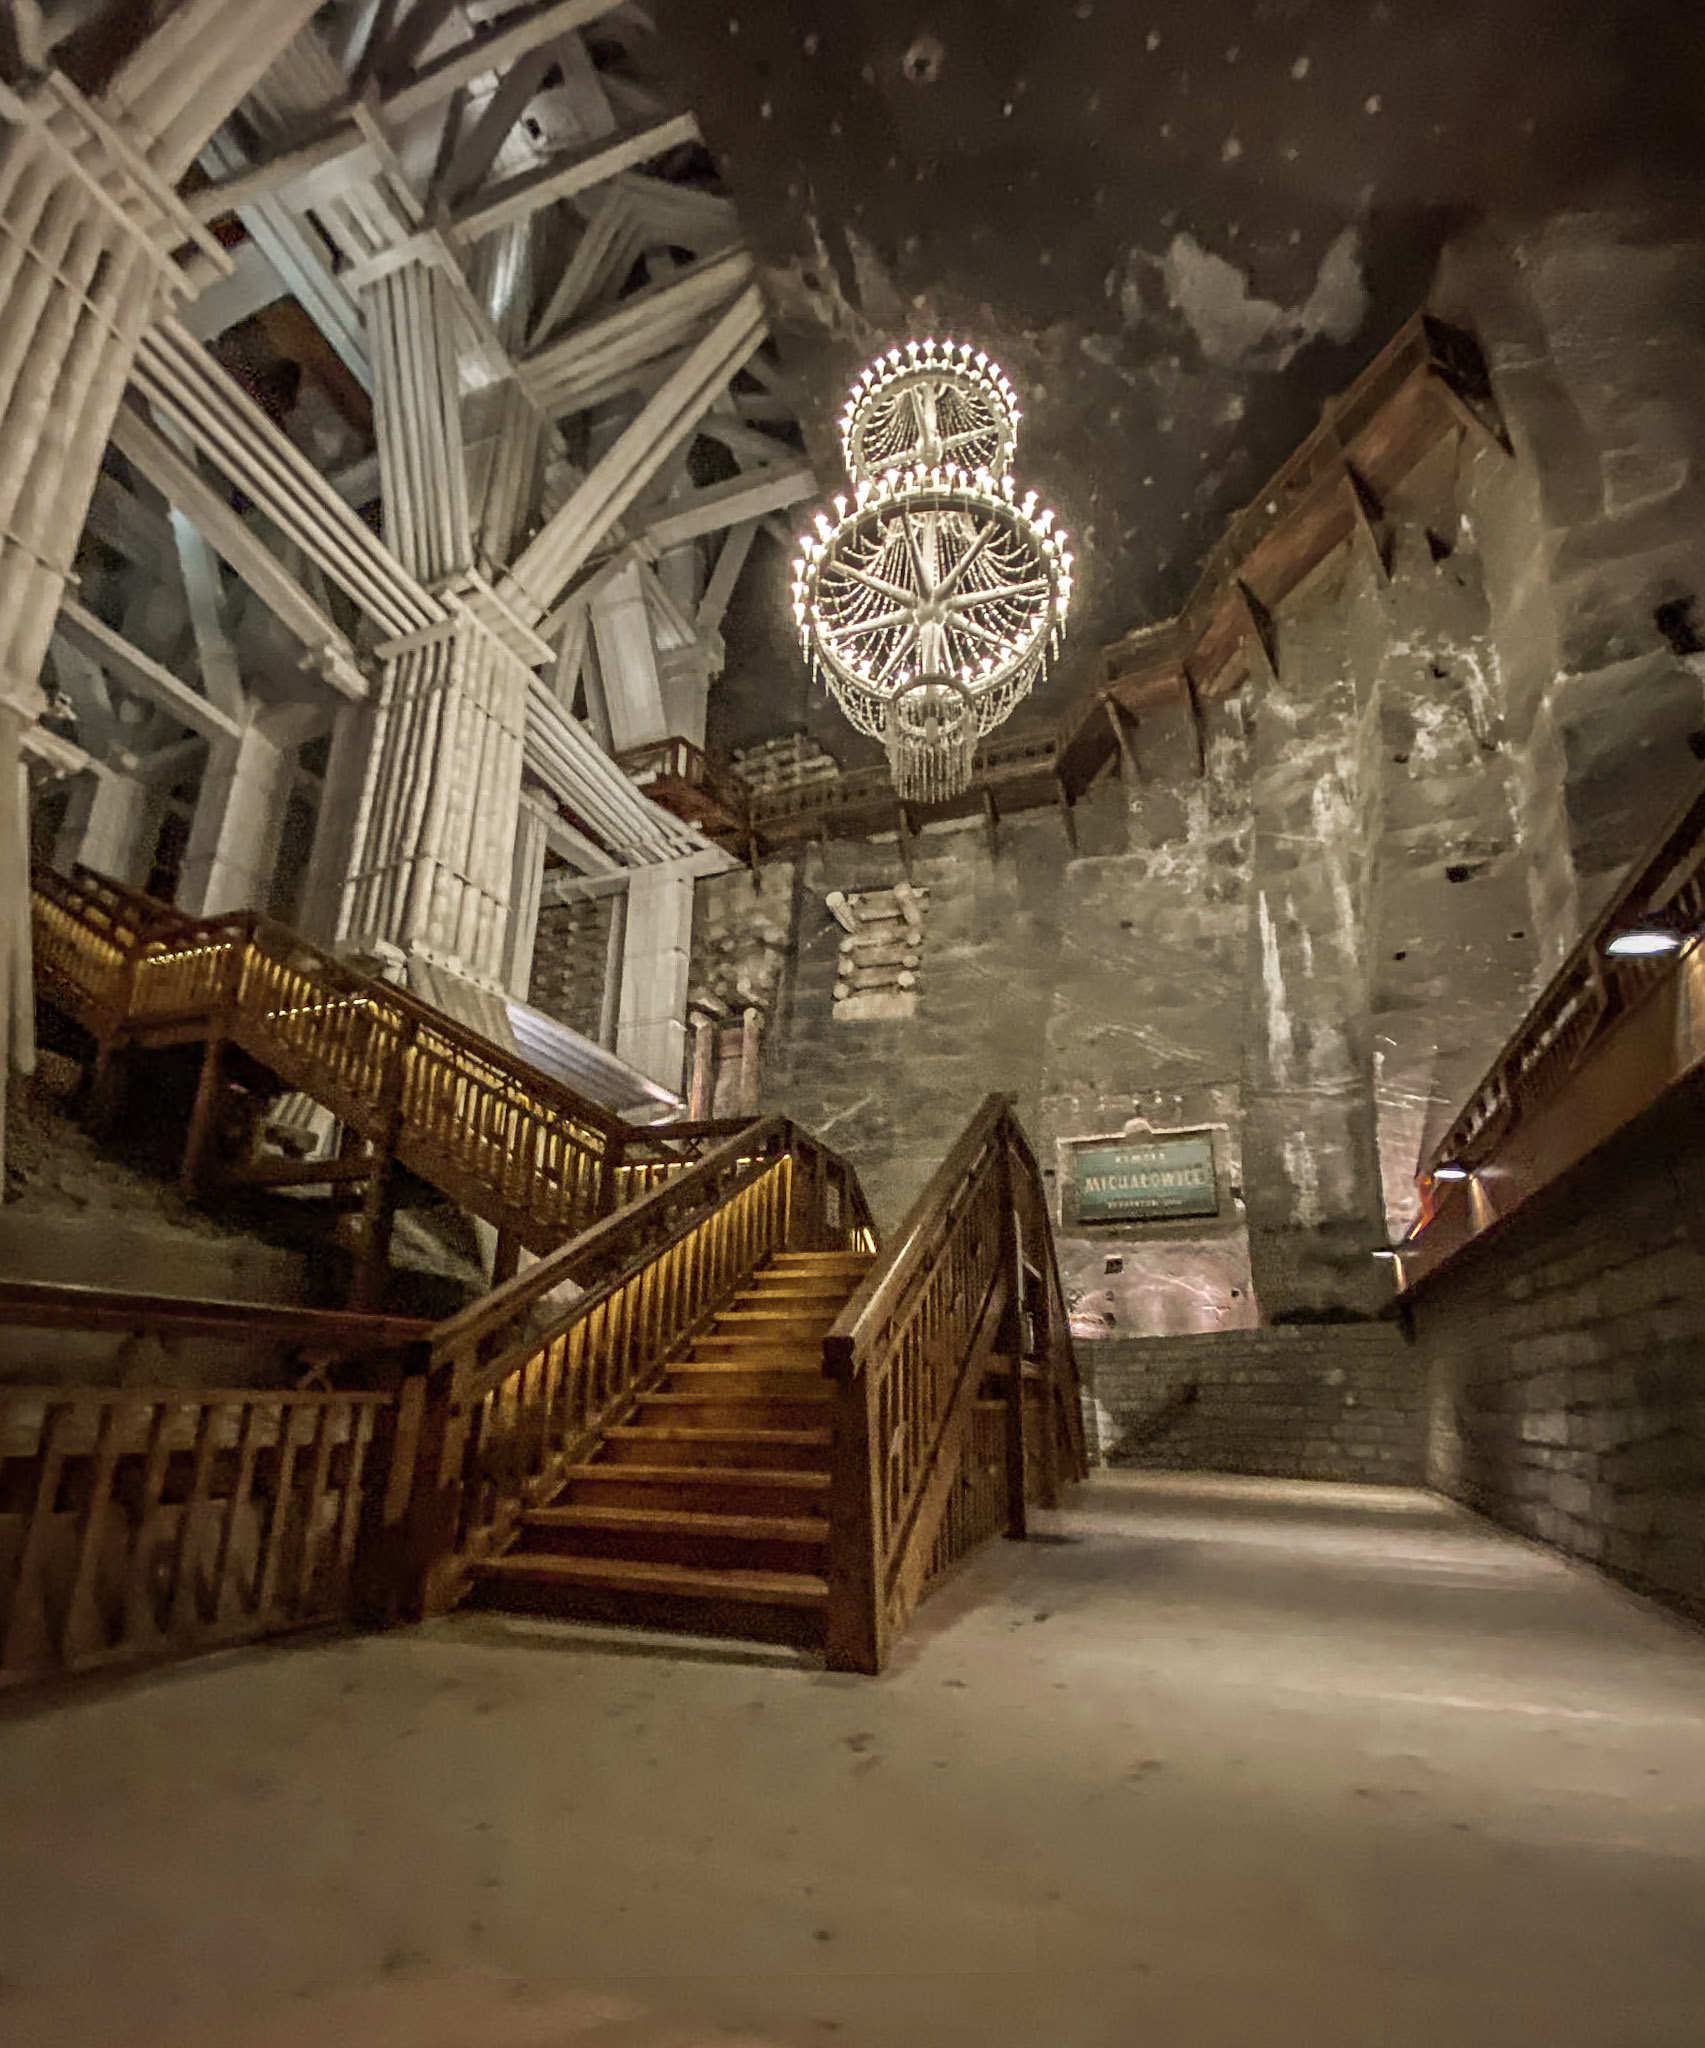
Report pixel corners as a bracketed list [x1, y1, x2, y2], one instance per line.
[792, 338, 1073, 803]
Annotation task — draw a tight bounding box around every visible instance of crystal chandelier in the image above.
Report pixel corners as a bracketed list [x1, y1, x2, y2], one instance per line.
[790, 339, 1073, 803]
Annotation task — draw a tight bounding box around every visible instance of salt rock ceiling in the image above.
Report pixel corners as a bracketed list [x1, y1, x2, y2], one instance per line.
[652, 0, 1705, 719]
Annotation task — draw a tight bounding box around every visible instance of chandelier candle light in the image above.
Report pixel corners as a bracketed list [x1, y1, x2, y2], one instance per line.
[791, 339, 1073, 802]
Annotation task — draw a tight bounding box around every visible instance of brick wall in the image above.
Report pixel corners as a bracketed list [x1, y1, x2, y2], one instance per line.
[1410, 1075, 1705, 1626]
[1081, 1323, 1424, 1484]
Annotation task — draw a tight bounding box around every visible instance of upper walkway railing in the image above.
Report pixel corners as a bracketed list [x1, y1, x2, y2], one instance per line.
[30, 863, 710, 1251]
[1400, 772, 1705, 1289]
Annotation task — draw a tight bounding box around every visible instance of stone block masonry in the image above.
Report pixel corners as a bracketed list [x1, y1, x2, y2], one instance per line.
[1081, 1324, 1422, 1485]
[1411, 1071, 1705, 1628]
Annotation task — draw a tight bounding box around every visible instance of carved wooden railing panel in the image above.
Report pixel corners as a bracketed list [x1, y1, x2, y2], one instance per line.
[0, 1382, 393, 1688]
[822, 1094, 1086, 1674]
[396, 1118, 875, 1615]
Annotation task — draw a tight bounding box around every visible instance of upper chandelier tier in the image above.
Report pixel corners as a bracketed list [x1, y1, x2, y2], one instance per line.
[791, 340, 1073, 805]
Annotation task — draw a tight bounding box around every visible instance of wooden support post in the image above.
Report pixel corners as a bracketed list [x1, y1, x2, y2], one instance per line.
[179, 1034, 227, 1199]
[1103, 696, 1138, 786]
[491, 1225, 522, 1287]
[1001, 1136, 1029, 1541]
[1055, 773, 1078, 855]
[739, 1004, 763, 1117]
[981, 784, 1001, 859]
[822, 1333, 886, 1675]
[1182, 666, 1208, 777]
[687, 1010, 716, 1119]
[896, 802, 916, 881]
[349, 1021, 414, 1313]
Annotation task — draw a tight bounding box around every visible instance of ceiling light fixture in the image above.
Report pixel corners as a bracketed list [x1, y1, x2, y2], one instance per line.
[791, 339, 1073, 803]
[1431, 1163, 1471, 1183]
[1604, 923, 1689, 958]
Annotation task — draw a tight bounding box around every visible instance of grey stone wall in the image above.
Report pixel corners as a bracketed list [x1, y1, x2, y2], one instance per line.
[722, 219, 1705, 1327]
[1081, 1324, 1423, 1485]
[1412, 1077, 1705, 1628]
[529, 896, 615, 1042]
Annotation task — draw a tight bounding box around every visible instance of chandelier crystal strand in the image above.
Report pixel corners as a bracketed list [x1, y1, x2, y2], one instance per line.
[792, 339, 1073, 802]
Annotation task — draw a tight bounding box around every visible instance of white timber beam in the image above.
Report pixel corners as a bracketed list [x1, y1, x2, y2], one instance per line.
[109, 402, 368, 699]
[57, 599, 244, 745]
[521, 245, 753, 415]
[697, 518, 758, 634]
[503, 283, 766, 621]
[385, 0, 624, 125]
[129, 322, 441, 642]
[641, 460, 814, 552]
[451, 110, 700, 245]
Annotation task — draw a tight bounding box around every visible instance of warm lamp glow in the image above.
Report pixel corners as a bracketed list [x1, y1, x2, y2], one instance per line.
[792, 340, 1072, 802]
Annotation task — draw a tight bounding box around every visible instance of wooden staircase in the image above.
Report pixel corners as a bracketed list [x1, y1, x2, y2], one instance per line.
[467, 1249, 872, 1648]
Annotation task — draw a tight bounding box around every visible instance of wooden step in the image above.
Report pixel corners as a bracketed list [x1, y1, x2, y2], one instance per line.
[767, 1251, 872, 1269]
[743, 1274, 858, 1299]
[468, 1552, 828, 1647]
[686, 1334, 827, 1364]
[711, 1309, 840, 1341]
[598, 1425, 830, 1470]
[637, 1390, 830, 1431]
[517, 1503, 828, 1574]
[559, 1462, 830, 1518]
[667, 1364, 831, 1399]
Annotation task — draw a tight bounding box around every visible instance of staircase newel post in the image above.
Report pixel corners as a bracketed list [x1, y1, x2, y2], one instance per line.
[1000, 1129, 1029, 1541]
[361, 1344, 470, 1622]
[179, 925, 247, 1200]
[822, 1332, 886, 1674]
[351, 1016, 415, 1313]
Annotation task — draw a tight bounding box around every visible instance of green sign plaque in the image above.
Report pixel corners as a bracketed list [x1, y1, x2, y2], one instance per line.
[1071, 1133, 1218, 1224]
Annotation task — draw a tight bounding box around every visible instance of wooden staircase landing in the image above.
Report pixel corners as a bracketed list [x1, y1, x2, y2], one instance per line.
[468, 1250, 872, 1647]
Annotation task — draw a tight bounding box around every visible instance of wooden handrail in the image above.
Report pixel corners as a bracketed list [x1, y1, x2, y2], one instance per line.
[821, 1093, 1086, 1673]
[0, 1279, 429, 1354]
[825, 1092, 1013, 1377]
[428, 1117, 789, 1369]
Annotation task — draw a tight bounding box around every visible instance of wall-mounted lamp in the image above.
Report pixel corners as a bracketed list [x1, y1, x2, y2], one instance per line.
[1431, 1163, 1471, 1183]
[1371, 1248, 1401, 1261]
[1604, 923, 1689, 958]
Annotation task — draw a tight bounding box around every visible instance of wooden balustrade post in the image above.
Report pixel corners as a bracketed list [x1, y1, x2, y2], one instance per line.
[178, 939, 246, 1200]
[350, 1019, 415, 1313]
[822, 1334, 886, 1674]
[1000, 1135, 1029, 1540]
[86, 919, 145, 1132]
[353, 1345, 462, 1625]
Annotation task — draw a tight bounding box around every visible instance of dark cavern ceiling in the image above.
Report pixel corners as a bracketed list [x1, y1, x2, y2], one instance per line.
[652, 0, 1705, 738]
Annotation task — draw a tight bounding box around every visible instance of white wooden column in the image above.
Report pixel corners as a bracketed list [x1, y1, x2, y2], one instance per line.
[0, 0, 327, 1165]
[616, 862, 696, 1092]
[503, 802, 549, 998]
[176, 722, 292, 917]
[53, 765, 150, 883]
[337, 613, 531, 982]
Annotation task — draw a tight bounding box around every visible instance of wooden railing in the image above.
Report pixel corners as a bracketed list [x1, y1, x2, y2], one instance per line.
[380, 1117, 876, 1617]
[0, 1381, 394, 1687]
[821, 1093, 1087, 1674]
[30, 864, 726, 1254]
[0, 1281, 430, 1391]
[1401, 773, 1705, 1288]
